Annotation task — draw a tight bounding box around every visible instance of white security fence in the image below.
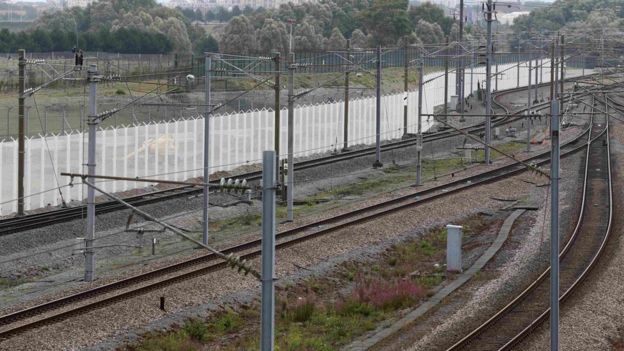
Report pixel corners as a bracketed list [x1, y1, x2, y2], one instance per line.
[0, 60, 589, 214]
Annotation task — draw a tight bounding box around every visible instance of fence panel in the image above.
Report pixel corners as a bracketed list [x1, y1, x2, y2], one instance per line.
[0, 61, 591, 214]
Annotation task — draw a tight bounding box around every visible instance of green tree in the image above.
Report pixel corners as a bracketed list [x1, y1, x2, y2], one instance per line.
[219, 15, 256, 54]
[359, 0, 411, 46]
[256, 18, 289, 54]
[325, 27, 347, 50]
[409, 2, 454, 35]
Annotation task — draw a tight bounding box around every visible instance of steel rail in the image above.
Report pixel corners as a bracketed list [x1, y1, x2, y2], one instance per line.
[445, 94, 613, 351]
[0, 95, 594, 339]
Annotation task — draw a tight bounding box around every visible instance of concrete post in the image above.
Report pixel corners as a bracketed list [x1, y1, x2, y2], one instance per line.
[85, 64, 98, 282]
[446, 224, 463, 272]
[444, 37, 449, 120]
[343, 40, 350, 151]
[373, 46, 382, 168]
[550, 99, 560, 351]
[416, 60, 423, 186]
[527, 59, 532, 153]
[549, 40, 559, 351]
[403, 43, 409, 137]
[287, 52, 295, 222]
[273, 52, 281, 181]
[484, 0, 493, 165]
[261, 150, 276, 351]
[203, 55, 211, 245]
[17, 49, 25, 216]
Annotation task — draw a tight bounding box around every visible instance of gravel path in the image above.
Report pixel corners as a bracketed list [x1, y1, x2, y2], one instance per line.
[516, 109, 624, 351]
[371, 138, 585, 351]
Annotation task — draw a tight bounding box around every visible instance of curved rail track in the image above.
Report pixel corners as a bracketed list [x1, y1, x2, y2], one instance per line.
[0, 89, 599, 339]
[0, 80, 580, 236]
[445, 94, 613, 351]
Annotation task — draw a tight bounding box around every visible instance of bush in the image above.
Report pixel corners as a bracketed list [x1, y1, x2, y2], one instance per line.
[115, 88, 126, 95]
[183, 319, 208, 342]
[213, 310, 242, 333]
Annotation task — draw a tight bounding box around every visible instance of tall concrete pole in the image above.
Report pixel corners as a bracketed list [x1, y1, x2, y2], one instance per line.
[444, 36, 449, 119]
[85, 64, 98, 282]
[17, 49, 25, 216]
[485, 0, 493, 164]
[527, 59, 532, 153]
[560, 35, 565, 113]
[202, 55, 211, 245]
[549, 40, 560, 351]
[403, 43, 409, 137]
[495, 58, 499, 92]
[516, 47, 520, 88]
[273, 53, 281, 182]
[373, 46, 382, 168]
[416, 60, 423, 186]
[286, 52, 295, 222]
[534, 55, 539, 104]
[343, 40, 350, 151]
[261, 150, 276, 351]
[458, 0, 465, 117]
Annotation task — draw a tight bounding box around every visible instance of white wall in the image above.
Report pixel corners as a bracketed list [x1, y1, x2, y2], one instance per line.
[0, 60, 590, 214]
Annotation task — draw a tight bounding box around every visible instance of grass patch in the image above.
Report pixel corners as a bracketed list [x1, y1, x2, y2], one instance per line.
[0, 277, 29, 288]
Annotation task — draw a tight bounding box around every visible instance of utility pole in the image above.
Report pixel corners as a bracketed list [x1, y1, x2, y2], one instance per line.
[444, 36, 449, 119]
[286, 52, 295, 222]
[373, 46, 382, 168]
[403, 42, 409, 137]
[516, 41, 520, 88]
[273, 53, 281, 183]
[534, 55, 539, 104]
[470, 45, 474, 97]
[17, 49, 25, 216]
[554, 39, 559, 101]
[343, 40, 350, 151]
[559, 35, 565, 113]
[494, 58, 499, 92]
[416, 59, 423, 186]
[85, 64, 99, 282]
[261, 150, 276, 351]
[527, 59, 532, 153]
[484, 0, 493, 164]
[549, 39, 560, 351]
[458, 0, 465, 117]
[202, 55, 211, 245]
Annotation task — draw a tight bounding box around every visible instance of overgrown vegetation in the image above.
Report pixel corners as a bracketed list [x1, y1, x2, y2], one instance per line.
[128, 214, 490, 350]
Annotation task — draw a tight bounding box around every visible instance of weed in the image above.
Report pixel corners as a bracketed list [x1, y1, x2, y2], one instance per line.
[351, 279, 425, 310]
[212, 310, 242, 333]
[182, 319, 208, 342]
[288, 298, 317, 323]
[418, 240, 436, 257]
[0, 277, 27, 288]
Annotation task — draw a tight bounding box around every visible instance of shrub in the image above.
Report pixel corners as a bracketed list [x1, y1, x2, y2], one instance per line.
[183, 319, 208, 342]
[115, 88, 126, 95]
[213, 310, 242, 333]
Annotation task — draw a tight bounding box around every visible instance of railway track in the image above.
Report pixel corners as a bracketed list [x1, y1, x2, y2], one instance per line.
[0, 92, 596, 340]
[445, 94, 613, 351]
[0, 80, 581, 236]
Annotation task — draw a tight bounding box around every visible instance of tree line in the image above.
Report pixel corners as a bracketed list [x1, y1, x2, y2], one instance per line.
[217, 0, 470, 55]
[0, 27, 171, 53]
